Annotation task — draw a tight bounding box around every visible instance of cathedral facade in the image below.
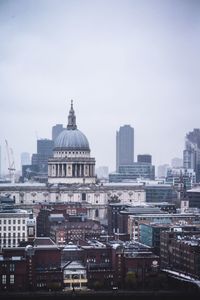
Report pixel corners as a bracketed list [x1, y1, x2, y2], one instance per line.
[48, 101, 96, 184]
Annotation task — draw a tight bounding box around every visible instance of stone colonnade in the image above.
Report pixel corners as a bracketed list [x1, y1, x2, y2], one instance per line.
[48, 163, 95, 177]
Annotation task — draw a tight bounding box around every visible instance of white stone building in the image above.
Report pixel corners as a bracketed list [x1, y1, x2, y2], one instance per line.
[0, 208, 36, 249]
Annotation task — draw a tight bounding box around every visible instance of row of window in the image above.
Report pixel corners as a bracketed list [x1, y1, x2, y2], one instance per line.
[0, 219, 26, 225]
[56, 151, 87, 155]
[2, 274, 14, 284]
[0, 226, 26, 231]
[1, 263, 15, 271]
[64, 274, 86, 279]
[0, 238, 25, 245]
[0, 232, 26, 238]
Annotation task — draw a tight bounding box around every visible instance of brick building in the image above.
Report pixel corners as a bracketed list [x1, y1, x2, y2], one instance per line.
[160, 229, 200, 278]
[0, 238, 62, 291]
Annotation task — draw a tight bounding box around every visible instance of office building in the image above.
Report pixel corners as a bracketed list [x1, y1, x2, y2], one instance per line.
[37, 139, 54, 156]
[128, 211, 200, 241]
[183, 128, 200, 182]
[140, 223, 200, 255]
[145, 184, 177, 203]
[52, 124, 64, 143]
[166, 167, 196, 190]
[171, 157, 183, 168]
[109, 162, 155, 182]
[187, 187, 200, 208]
[137, 154, 152, 164]
[116, 125, 134, 172]
[157, 164, 170, 178]
[21, 152, 30, 167]
[32, 139, 54, 174]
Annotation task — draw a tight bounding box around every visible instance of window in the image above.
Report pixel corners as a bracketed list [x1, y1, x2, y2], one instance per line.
[18, 220, 20, 224]
[29, 228, 34, 235]
[2, 275, 6, 284]
[10, 275, 14, 284]
[10, 264, 15, 272]
[82, 193, 86, 201]
[4, 220, 6, 224]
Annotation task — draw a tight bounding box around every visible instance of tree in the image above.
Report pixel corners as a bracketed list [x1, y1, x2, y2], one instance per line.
[125, 271, 137, 289]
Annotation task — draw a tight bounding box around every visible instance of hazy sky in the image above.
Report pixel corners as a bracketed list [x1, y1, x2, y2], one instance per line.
[0, 0, 200, 174]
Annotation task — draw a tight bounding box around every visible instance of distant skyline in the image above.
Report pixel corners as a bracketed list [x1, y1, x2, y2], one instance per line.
[1, 0, 200, 174]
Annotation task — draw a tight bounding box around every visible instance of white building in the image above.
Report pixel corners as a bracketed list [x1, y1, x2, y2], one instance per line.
[0, 207, 36, 249]
[48, 100, 96, 185]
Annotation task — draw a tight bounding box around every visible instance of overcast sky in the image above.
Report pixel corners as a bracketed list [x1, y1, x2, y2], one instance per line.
[0, 0, 200, 175]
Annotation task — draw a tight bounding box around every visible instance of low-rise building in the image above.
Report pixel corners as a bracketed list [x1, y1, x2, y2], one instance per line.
[0, 238, 62, 291]
[187, 187, 200, 208]
[140, 223, 200, 255]
[160, 231, 200, 278]
[0, 207, 36, 250]
[50, 218, 102, 245]
[128, 211, 200, 241]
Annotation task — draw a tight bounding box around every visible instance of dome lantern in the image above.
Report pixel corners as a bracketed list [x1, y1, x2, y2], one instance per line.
[67, 99, 77, 130]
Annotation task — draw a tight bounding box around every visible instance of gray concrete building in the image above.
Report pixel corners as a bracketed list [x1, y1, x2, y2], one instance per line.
[52, 124, 64, 143]
[116, 125, 134, 172]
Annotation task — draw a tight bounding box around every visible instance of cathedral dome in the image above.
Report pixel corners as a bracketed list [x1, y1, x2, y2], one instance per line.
[54, 128, 90, 151]
[54, 100, 90, 151]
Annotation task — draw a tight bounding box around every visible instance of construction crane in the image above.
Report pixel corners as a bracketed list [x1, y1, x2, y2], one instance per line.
[5, 139, 16, 183]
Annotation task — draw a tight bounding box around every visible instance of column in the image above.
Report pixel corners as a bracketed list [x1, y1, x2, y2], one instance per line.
[75, 164, 77, 177]
[56, 164, 58, 177]
[48, 165, 50, 176]
[72, 164, 75, 177]
[92, 164, 94, 176]
[64, 164, 67, 177]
